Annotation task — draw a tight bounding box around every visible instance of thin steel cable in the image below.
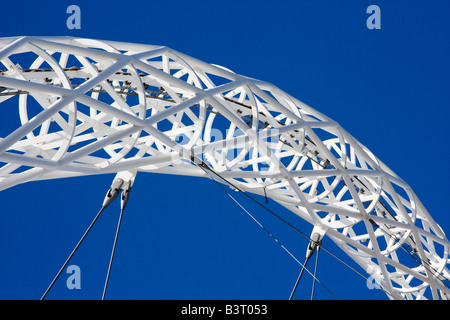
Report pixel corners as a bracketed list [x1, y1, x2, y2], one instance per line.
[310, 247, 320, 300]
[102, 206, 125, 300]
[203, 165, 338, 299]
[41, 206, 106, 300]
[196, 160, 398, 299]
[289, 256, 309, 300]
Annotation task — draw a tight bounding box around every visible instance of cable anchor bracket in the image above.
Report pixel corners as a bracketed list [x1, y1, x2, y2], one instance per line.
[102, 170, 137, 209]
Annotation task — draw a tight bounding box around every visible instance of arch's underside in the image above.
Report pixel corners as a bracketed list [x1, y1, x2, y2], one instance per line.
[0, 36, 448, 299]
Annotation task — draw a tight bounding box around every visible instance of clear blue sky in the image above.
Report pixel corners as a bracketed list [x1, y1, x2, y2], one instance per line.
[0, 0, 449, 300]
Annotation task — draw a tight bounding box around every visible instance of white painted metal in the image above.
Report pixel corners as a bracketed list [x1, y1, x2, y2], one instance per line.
[0, 36, 448, 300]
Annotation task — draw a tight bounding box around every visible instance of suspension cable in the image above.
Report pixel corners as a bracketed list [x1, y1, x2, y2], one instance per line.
[311, 245, 320, 300]
[195, 159, 338, 299]
[102, 185, 131, 300]
[193, 158, 400, 299]
[40, 178, 124, 300]
[289, 232, 322, 300]
[289, 256, 309, 300]
[40, 205, 106, 300]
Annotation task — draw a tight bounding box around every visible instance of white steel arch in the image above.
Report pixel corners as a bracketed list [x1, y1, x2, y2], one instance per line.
[0, 36, 448, 300]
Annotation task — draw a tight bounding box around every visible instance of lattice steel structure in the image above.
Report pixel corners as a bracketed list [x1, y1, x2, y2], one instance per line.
[0, 36, 448, 300]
